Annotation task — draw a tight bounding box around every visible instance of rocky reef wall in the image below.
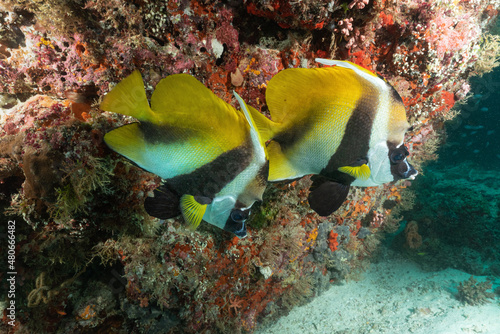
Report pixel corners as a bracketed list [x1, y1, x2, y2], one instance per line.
[1, 1, 499, 333]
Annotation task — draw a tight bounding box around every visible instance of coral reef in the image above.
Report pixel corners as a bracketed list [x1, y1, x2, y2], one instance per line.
[457, 276, 495, 305]
[404, 221, 422, 249]
[474, 33, 500, 75]
[0, 0, 499, 333]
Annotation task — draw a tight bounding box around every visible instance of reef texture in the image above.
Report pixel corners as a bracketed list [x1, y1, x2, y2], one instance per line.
[0, 1, 499, 333]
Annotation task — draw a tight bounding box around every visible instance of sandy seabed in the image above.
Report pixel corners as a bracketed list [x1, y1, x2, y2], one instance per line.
[257, 249, 500, 334]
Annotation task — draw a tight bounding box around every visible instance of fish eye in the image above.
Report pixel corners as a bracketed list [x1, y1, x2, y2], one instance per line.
[230, 209, 248, 222]
[390, 151, 405, 163]
[390, 145, 410, 164]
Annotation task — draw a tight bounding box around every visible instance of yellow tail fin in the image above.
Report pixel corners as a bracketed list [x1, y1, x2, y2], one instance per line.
[245, 106, 281, 142]
[100, 70, 154, 122]
[267, 141, 304, 181]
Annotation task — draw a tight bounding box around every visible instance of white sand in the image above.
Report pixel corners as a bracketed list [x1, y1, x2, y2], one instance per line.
[257, 250, 500, 334]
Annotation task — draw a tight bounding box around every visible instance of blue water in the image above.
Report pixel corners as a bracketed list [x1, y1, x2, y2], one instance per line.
[441, 71, 500, 171]
[393, 66, 500, 278]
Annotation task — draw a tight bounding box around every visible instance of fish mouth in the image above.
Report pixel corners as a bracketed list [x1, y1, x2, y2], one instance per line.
[400, 159, 418, 180]
[224, 213, 248, 238]
[406, 169, 418, 180]
[390, 157, 418, 181]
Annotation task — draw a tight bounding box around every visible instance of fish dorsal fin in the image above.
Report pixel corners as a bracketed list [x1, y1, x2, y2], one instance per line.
[315, 58, 378, 79]
[244, 104, 279, 143]
[267, 141, 304, 181]
[103, 73, 254, 181]
[233, 91, 267, 155]
[100, 70, 154, 121]
[180, 194, 209, 230]
[338, 164, 371, 181]
[150, 74, 247, 151]
[265, 64, 364, 127]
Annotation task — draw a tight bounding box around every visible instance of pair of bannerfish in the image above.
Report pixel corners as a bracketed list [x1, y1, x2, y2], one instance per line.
[101, 59, 418, 238]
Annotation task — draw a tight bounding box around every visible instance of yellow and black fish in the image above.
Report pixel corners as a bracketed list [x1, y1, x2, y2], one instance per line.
[101, 71, 268, 238]
[249, 59, 417, 216]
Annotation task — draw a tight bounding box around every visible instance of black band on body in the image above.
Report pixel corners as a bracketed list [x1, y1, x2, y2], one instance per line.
[166, 137, 254, 199]
[321, 86, 379, 183]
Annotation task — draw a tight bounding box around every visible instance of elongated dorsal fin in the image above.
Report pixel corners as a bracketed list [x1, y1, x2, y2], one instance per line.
[233, 92, 268, 158]
[315, 58, 378, 78]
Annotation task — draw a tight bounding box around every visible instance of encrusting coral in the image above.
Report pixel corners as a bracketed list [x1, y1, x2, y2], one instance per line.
[474, 33, 500, 75]
[26, 272, 51, 307]
[404, 221, 422, 249]
[1, 0, 500, 333]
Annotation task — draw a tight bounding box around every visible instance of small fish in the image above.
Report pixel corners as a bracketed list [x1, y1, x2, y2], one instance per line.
[64, 85, 99, 104]
[65, 85, 99, 120]
[248, 59, 417, 216]
[101, 71, 268, 238]
[464, 125, 484, 130]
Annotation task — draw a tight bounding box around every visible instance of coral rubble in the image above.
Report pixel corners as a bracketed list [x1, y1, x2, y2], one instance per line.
[457, 276, 495, 305]
[1, 0, 499, 333]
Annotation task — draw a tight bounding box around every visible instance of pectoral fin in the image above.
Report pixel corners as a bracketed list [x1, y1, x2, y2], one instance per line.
[180, 194, 211, 229]
[338, 164, 370, 181]
[308, 177, 350, 216]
